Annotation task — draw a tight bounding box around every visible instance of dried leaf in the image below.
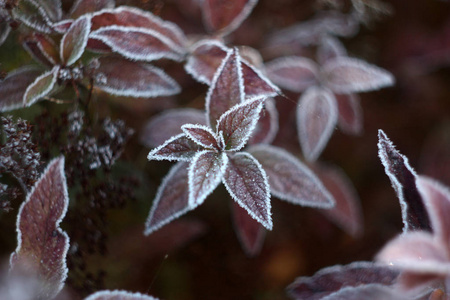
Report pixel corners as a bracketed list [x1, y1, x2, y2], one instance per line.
[248, 144, 334, 208]
[60, 15, 91, 66]
[335, 93, 363, 135]
[297, 86, 338, 162]
[85, 290, 158, 300]
[70, 0, 115, 19]
[377, 130, 431, 232]
[223, 152, 272, 230]
[94, 56, 180, 97]
[147, 134, 200, 162]
[323, 57, 395, 94]
[247, 97, 279, 145]
[13, 0, 53, 33]
[10, 157, 69, 300]
[217, 96, 265, 151]
[23, 67, 58, 106]
[23, 33, 59, 66]
[181, 124, 219, 150]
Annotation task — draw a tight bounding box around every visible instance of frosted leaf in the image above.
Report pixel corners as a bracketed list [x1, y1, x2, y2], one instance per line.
[241, 60, 279, 98]
[60, 15, 91, 66]
[12, 0, 53, 33]
[188, 151, 228, 207]
[248, 144, 334, 208]
[247, 97, 279, 145]
[202, 0, 258, 36]
[140, 109, 206, 147]
[94, 56, 180, 98]
[85, 290, 158, 300]
[90, 26, 185, 62]
[222, 152, 272, 230]
[265, 56, 319, 93]
[321, 284, 407, 300]
[0, 66, 41, 112]
[288, 261, 399, 300]
[217, 96, 265, 151]
[206, 48, 244, 130]
[144, 162, 195, 235]
[323, 57, 395, 94]
[377, 130, 431, 232]
[69, 0, 115, 19]
[181, 124, 219, 150]
[86, 37, 112, 53]
[23, 67, 58, 106]
[10, 157, 69, 300]
[0, 19, 11, 46]
[23, 33, 59, 67]
[297, 86, 338, 162]
[335, 93, 363, 136]
[317, 35, 347, 65]
[52, 19, 73, 33]
[231, 201, 266, 256]
[147, 134, 200, 162]
[37, 0, 62, 22]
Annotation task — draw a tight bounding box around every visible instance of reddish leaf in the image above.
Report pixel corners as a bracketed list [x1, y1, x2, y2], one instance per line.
[23, 33, 59, 66]
[10, 157, 69, 299]
[85, 290, 158, 300]
[335, 93, 363, 136]
[247, 97, 279, 145]
[223, 152, 272, 230]
[60, 15, 91, 66]
[248, 144, 334, 208]
[52, 19, 73, 33]
[147, 134, 200, 162]
[37, 0, 62, 22]
[297, 86, 338, 162]
[378, 130, 431, 232]
[181, 124, 219, 150]
[23, 67, 58, 106]
[94, 56, 180, 97]
[86, 37, 113, 53]
[241, 61, 279, 98]
[265, 56, 318, 93]
[140, 109, 206, 147]
[0, 66, 41, 112]
[202, 0, 258, 35]
[231, 201, 266, 256]
[188, 151, 228, 207]
[217, 96, 265, 151]
[206, 48, 244, 130]
[69, 0, 115, 19]
[317, 36, 347, 65]
[13, 0, 53, 33]
[144, 162, 195, 235]
[323, 57, 395, 94]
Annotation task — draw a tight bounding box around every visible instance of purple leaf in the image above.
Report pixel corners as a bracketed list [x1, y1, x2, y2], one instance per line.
[231, 201, 266, 256]
[323, 57, 395, 94]
[222, 152, 272, 230]
[378, 130, 431, 232]
[241, 61, 279, 98]
[217, 96, 265, 151]
[247, 97, 279, 145]
[147, 134, 200, 162]
[94, 56, 180, 97]
[321, 284, 407, 300]
[85, 290, 158, 300]
[202, 0, 258, 36]
[23, 67, 58, 106]
[335, 93, 363, 136]
[188, 151, 228, 207]
[317, 36, 347, 65]
[90, 26, 185, 62]
[288, 261, 399, 300]
[13, 0, 53, 33]
[144, 162, 195, 235]
[206, 48, 244, 130]
[23, 33, 60, 66]
[248, 144, 334, 208]
[182, 124, 220, 150]
[297, 86, 338, 162]
[140, 109, 206, 147]
[0, 66, 41, 112]
[69, 0, 115, 19]
[52, 19, 73, 33]
[265, 56, 318, 93]
[10, 157, 69, 300]
[60, 15, 91, 66]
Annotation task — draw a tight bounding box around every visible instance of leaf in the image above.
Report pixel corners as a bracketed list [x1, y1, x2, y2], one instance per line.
[0, 66, 41, 112]
[248, 144, 334, 208]
[321, 284, 408, 300]
[13, 0, 53, 33]
[202, 0, 258, 36]
[241, 60, 279, 98]
[222, 152, 272, 230]
[317, 35, 347, 65]
[90, 25, 185, 62]
[140, 109, 206, 148]
[23, 67, 58, 106]
[206, 48, 244, 130]
[188, 151, 228, 207]
[297, 86, 338, 162]
[181, 124, 219, 150]
[144, 162, 195, 235]
[10, 157, 69, 300]
[217, 96, 265, 151]
[23, 33, 59, 66]
[85, 290, 158, 300]
[60, 15, 91, 66]
[231, 201, 266, 257]
[0, 19, 11, 46]
[247, 97, 279, 145]
[265, 56, 319, 93]
[147, 134, 200, 162]
[69, 0, 115, 19]
[335, 93, 363, 135]
[52, 19, 73, 33]
[323, 57, 395, 94]
[377, 130, 431, 232]
[94, 56, 180, 97]
[287, 261, 400, 300]
[37, 0, 62, 22]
